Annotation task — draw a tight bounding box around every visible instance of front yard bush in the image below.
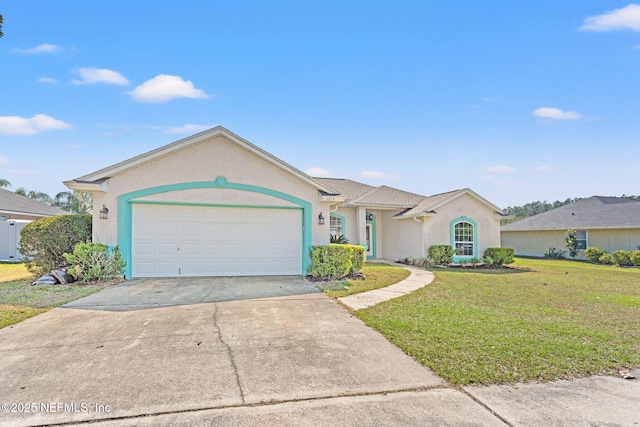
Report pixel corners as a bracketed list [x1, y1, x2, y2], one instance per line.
[611, 250, 633, 266]
[599, 253, 614, 265]
[630, 251, 640, 267]
[19, 215, 92, 276]
[428, 245, 455, 265]
[308, 245, 352, 280]
[63, 243, 125, 282]
[585, 247, 606, 263]
[483, 248, 515, 266]
[307, 244, 365, 280]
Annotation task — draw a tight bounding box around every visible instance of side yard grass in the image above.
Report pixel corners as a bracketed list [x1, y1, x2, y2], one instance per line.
[356, 257, 640, 385]
[322, 262, 411, 297]
[0, 263, 113, 328]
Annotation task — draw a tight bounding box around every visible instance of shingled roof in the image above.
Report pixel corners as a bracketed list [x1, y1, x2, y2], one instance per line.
[501, 196, 640, 231]
[0, 188, 67, 217]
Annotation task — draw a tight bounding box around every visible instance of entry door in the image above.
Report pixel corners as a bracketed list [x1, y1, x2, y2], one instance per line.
[365, 223, 374, 257]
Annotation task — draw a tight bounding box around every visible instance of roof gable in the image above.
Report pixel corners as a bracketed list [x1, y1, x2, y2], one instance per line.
[0, 188, 67, 217]
[395, 188, 504, 218]
[501, 196, 640, 231]
[66, 126, 336, 194]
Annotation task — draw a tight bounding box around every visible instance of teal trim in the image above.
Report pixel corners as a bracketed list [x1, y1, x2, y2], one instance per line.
[366, 212, 377, 259]
[329, 212, 346, 238]
[117, 177, 312, 278]
[450, 216, 478, 261]
[131, 200, 300, 210]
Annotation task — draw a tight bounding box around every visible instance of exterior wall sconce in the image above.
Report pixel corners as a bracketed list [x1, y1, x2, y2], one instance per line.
[366, 213, 373, 221]
[99, 205, 109, 220]
[318, 212, 325, 225]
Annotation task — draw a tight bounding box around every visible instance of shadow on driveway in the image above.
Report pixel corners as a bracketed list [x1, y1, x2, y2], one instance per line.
[62, 276, 320, 311]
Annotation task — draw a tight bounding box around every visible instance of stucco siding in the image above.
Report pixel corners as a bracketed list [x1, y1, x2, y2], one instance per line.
[380, 210, 422, 260]
[332, 207, 358, 243]
[423, 194, 501, 257]
[91, 134, 330, 246]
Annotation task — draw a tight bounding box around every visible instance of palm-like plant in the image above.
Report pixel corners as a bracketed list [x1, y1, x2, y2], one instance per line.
[0, 178, 10, 189]
[330, 234, 349, 244]
[15, 187, 54, 204]
[54, 191, 92, 214]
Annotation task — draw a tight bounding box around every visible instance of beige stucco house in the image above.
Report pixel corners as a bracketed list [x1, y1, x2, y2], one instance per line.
[501, 196, 640, 259]
[65, 126, 507, 278]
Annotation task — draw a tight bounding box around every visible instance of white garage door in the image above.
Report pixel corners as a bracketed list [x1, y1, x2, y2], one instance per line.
[132, 204, 302, 277]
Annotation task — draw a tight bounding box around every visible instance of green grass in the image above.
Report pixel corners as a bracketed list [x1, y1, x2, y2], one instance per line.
[357, 257, 640, 385]
[0, 263, 113, 328]
[324, 262, 411, 297]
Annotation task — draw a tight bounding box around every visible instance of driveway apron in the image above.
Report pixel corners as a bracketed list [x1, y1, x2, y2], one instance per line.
[0, 276, 449, 426]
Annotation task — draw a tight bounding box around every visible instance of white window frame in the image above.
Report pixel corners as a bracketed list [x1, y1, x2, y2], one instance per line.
[454, 221, 474, 257]
[330, 215, 343, 236]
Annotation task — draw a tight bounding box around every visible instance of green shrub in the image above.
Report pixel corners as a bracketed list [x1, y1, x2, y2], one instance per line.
[585, 247, 606, 263]
[630, 251, 640, 266]
[19, 214, 92, 276]
[483, 248, 515, 266]
[307, 245, 352, 280]
[543, 247, 566, 259]
[400, 257, 433, 268]
[599, 253, 614, 265]
[63, 243, 126, 282]
[611, 250, 633, 266]
[428, 245, 455, 265]
[330, 234, 349, 244]
[565, 228, 579, 259]
[343, 244, 365, 273]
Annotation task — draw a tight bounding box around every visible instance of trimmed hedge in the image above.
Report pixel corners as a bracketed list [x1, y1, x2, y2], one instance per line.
[612, 250, 634, 266]
[585, 247, 607, 263]
[483, 248, 515, 266]
[630, 251, 640, 267]
[19, 214, 92, 276]
[307, 244, 365, 280]
[428, 245, 455, 265]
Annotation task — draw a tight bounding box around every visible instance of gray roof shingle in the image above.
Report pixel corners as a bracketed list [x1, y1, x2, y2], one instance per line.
[0, 188, 67, 217]
[501, 196, 640, 231]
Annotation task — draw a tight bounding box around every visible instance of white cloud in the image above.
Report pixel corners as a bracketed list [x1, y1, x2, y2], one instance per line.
[72, 67, 129, 86]
[486, 165, 516, 174]
[581, 4, 640, 32]
[0, 114, 72, 135]
[305, 167, 333, 177]
[37, 77, 58, 84]
[533, 107, 583, 120]
[128, 74, 209, 103]
[0, 156, 9, 166]
[13, 43, 63, 54]
[534, 165, 553, 173]
[163, 124, 213, 134]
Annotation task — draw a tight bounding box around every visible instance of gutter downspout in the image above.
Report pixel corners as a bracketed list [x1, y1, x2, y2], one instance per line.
[414, 216, 425, 258]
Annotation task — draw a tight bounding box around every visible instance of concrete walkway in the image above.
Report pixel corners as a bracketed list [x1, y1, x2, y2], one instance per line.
[339, 260, 434, 310]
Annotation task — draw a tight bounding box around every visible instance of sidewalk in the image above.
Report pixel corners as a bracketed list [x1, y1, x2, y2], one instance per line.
[339, 260, 434, 310]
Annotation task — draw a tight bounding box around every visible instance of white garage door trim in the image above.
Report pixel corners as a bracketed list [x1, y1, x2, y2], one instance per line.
[131, 203, 303, 277]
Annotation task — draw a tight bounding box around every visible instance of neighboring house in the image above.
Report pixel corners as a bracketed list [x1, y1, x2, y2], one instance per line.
[316, 178, 506, 262]
[0, 188, 66, 221]
[64, 126, 506, 279]
[501, 196, 640, 259]
[0, 188, 66, 260]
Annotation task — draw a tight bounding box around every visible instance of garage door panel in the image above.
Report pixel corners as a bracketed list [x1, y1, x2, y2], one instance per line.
[132, 204, 302, 277]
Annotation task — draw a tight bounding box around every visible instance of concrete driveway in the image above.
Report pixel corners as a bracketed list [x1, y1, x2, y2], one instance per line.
[1, 277, 638, 426]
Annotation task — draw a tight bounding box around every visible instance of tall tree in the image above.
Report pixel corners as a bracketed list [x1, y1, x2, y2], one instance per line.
[54, 190, 92, 214]
[15, 188, 54, 205]
[0, 178, 10, 188]
[0, 14, 4, 38]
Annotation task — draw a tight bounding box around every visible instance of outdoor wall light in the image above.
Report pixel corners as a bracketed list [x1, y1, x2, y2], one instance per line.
[99, 205, 109, 220]
[318, 212, 325, 225]
[366, 213, 373, 221]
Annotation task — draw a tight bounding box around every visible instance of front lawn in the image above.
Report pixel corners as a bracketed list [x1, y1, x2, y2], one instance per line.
[0, 263, 113, 328]
[357, 258, 640, 385]
[323, 262, 411, 297]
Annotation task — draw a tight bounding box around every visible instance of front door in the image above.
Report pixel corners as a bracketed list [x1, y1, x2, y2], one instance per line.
[365, 223, 374, 258]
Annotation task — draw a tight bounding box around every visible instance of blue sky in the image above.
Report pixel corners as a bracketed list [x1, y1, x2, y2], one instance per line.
[1, 1, 639, 208]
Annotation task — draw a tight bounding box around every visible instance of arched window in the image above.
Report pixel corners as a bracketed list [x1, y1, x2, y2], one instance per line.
[454, 221, 474, 257]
